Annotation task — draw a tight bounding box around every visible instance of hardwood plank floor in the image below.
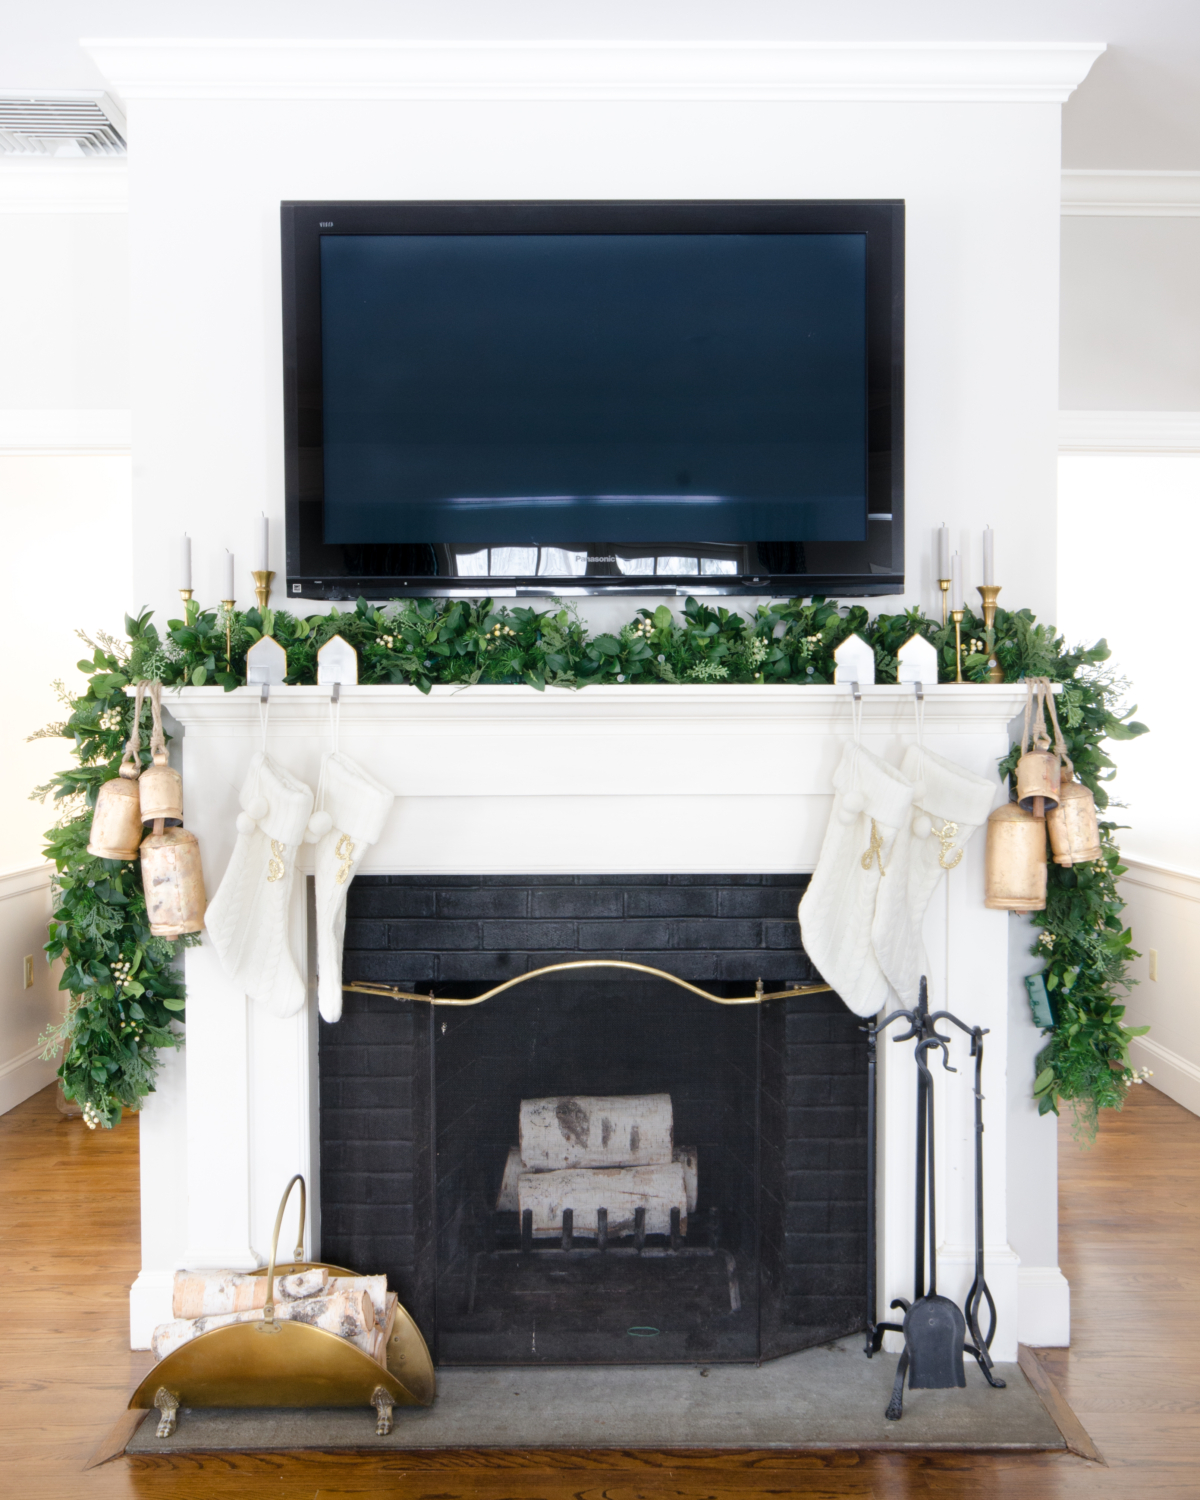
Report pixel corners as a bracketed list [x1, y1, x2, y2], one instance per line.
[2, 1080, 1197, 1498]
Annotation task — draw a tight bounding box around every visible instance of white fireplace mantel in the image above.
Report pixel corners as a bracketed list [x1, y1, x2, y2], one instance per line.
[130, 683, 1066, 1364]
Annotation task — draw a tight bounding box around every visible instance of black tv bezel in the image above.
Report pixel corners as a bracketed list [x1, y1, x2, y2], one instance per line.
[281, 199, 904, 601]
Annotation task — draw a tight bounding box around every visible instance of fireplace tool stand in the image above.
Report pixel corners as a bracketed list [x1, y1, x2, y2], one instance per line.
[863, 977, 1005, 1420]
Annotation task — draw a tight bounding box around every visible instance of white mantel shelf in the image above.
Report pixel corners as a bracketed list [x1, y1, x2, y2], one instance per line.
[129, 679, 1061, 1365]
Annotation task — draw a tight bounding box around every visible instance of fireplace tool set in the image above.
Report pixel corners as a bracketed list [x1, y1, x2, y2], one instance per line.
[865, 977, 1005, 1420]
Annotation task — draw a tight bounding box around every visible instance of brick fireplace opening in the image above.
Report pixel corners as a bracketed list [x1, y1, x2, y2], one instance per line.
[318, 874, 869, 1366]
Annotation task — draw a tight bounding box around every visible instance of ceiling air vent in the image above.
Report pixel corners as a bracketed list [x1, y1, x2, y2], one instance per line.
[0, 93, 127, 156]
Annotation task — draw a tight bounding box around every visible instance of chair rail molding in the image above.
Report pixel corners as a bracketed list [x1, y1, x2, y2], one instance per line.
[1058, 411, 1200, 454]
[1062, 169, 1200, 218]
[0, 157, 128, 215]
[82, 38, 1104, 104]
[0, 409, 132, 456]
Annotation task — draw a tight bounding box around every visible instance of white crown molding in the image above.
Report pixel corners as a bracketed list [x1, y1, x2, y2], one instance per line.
[0, 864, 52, 903]
[1058, 410, 1200, 454]
[81, 38, 1105, 104]
[0, 156, 128, 214]
[1120, 855, 1200, 901]
[0, 409, 131, 455]
[1062, 169, 1200, 217]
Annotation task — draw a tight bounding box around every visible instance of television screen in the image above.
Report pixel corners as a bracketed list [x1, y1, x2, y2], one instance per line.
[282, 201, 903, 599]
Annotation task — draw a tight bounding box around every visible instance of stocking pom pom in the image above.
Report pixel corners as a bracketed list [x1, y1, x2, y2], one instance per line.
[843, 790, 865, 814]
[235, 811, 257, 835]
[307, 809, 333, 840]
[912, 813, 933, 840]
[245, 795, 269, 821]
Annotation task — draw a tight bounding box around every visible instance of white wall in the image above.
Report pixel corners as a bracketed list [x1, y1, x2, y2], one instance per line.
[1056, 451, 1200, 1118]
[93, 50, 1071, 628]
[1060, 215, 1200, 409]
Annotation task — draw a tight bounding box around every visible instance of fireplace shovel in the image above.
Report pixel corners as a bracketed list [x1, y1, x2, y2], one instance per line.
[884, 1031, 967, 1418]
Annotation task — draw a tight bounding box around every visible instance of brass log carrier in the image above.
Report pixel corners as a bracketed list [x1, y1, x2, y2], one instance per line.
[344, 958, 832, 1008]
[128, 1175, 434, 1438]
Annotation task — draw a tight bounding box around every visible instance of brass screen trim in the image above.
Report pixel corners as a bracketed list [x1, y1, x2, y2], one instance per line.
[344, 959, 831, 1008]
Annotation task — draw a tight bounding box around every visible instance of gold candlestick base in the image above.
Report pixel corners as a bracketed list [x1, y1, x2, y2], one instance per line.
[952, 608, 965, 683]
[939, 578, 951, 625]
[179, 588, 193, 604]
[221, 600, 235, 670]
[252, 570, 275, 613]
[977, 584, 1004, 683]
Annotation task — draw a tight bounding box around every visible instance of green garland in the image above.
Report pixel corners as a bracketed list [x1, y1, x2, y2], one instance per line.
[38, 594, 1147, 1137]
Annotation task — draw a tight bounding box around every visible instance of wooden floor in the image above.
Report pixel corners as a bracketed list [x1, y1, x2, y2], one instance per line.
[2, 1083, 1198, 1499]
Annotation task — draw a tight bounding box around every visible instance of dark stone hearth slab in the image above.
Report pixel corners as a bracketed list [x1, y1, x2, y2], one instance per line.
[124, 1345, 1064, 1452]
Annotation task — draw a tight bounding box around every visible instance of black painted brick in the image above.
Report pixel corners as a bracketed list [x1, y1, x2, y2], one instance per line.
[343, 951, 437, 985]
[347, 885, 437, 919]
[531, 887, 623, 919]
[625, 887, 717, 918]
[674, 918, 762, 950]
[718, 887, 804, 918]
[765, 921, 807, 949]
[387, 920, 480, 951]
[437, 951, 528, 981]
[481, 921, 577, 950]
[438, 887, 529, 919]
[577, 919, 671, 951]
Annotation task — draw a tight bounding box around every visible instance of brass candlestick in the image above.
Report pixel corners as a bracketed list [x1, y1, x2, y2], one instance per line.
[179, 588, 193, 605]
[952, 608, 965, 683]
[939, 578, 951, 625]
[252, 570, 275, 614]
[179, 588, 197, 628]
[977, 584, 1004, 683]
[222, 600, 235, 669]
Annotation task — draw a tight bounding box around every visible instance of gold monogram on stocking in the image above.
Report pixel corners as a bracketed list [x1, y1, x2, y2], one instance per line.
[861, 819, 886, 875]
[933, 819, 963, 870]
[266, 840, 285, 883]
[335, 833, 356, 885]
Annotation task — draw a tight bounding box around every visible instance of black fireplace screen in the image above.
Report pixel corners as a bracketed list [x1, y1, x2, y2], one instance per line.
[319, 874, 868, 1366]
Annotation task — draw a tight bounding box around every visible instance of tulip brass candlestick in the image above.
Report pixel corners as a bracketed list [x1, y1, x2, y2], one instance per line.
[952, 608, 965, 683]
[977, 584, 1005, 683]
[179, 588, 197, 628]
[222, 600, 235, 669]
[252, 570, 275, 614]
[179, 588, 193, 605]
[939, 578, 951, 624]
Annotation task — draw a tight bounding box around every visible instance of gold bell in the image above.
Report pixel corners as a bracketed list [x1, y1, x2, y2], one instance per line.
[984, 801, 1047, 912]
[139, 751, 183, 825]
[1047, 765, 1102, 867]
[140, 818, 206, 938]
[1015, 745, 1060, 817]
[86, 765, 144, 861]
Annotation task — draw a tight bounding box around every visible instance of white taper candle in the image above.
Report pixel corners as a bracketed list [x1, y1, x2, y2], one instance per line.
[180, 534, 192, 591]
[937, 523, 950, 580]
[983, 526, 995, 586]
[222, 550, 235, 602]
[257, 514, 269, 573]
[951, 552, 963, 612]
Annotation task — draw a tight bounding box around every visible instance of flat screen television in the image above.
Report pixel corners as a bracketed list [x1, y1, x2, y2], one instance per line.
[281, 200, 903, 600]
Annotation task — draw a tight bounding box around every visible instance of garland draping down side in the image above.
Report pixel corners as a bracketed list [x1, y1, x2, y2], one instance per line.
[36, 596, 1147, 1138]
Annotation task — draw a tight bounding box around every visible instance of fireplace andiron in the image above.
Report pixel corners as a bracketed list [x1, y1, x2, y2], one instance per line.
[864, 978, 1005, 1420]
[127, 1176, 435, 1438]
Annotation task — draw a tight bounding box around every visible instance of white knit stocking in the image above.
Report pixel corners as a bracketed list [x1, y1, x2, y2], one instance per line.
[799, 740, 915, 1019]
[205, 752, 314, 1019]
[871, 743, 997, 1007]
[309, 753, 395, 1023]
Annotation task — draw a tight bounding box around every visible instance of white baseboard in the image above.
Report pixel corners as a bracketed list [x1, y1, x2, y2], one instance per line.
[1017, 1265, 1071, 1347]
[1129, 1035, 1200, 1118]
[0, 1043, 57, 1117]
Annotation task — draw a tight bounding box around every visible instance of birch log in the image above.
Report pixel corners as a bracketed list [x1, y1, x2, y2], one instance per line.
[519, 1094, 674, 1170]
[327, 1274, 388, 1323]
[152, 1287, 374, 1362]
[496, 1145, 523, 1211]
[674, 1146, 698, 1214]
[518, 1162, 688, 1238]
[172, 1267, 327, 1318]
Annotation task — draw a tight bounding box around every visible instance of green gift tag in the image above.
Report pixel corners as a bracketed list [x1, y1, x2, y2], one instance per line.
[1026, 973, 1055, 1030]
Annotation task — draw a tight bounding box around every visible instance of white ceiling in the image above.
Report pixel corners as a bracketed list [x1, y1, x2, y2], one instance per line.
[3, 0, 1199, 168]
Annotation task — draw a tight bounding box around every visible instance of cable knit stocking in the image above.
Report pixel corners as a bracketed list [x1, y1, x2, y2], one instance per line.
[205, 752, 314, 1019]
[871, 743, 998, 1007]
[798, 740, 915, 1019]
[308, 753, 395, 1023]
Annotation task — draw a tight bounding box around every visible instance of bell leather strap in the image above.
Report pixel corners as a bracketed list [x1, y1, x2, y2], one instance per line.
[120, 681, 148, 779]
[147, 679, 169, 764]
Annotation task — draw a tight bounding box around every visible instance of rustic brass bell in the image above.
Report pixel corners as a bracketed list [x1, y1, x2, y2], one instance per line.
[139, 752, 183, 825]
[1016, 745, 1060, 816]
[984, 801, 1047, 912]
[140, 819, 206, 938]
[86, 766, 144, 861]
[1047, 765, 1102, 867]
